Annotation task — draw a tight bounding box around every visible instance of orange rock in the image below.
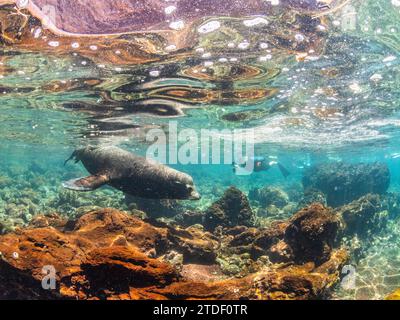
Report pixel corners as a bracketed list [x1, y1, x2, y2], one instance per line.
[0, 208, 348, 300]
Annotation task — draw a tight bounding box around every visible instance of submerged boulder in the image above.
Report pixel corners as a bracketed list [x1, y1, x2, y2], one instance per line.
[285, 203, 340, 265]
[125, 195, 181, 218]
[249, 186, 289, 208]
[167, 225, 219, 264]
[297, 188, 327, 209]
[302, 162, 390, 207]
[173, 210, 204, 227]
[252, 249, 348, 300]
[224, 203, 341, 266]
[204, 186, 256, 231]
[0, 203, 352, 300]
[336, 194, 389, 241]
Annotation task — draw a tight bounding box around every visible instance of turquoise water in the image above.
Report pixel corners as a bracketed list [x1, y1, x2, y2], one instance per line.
[1, 0, 400, 299]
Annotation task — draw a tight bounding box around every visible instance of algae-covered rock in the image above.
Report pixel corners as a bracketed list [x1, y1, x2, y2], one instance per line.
[251, 249, 348, 300]
[285, 203, 340, 265]
[204, 186, 256, 231]
[298, 188, 327, 209]
[302, 162, 390, 207]
[167, 225, 219, 264]
[125, 195, 182, 218]
[0, 206, 350, 300]
[249, 186, 289, 208]
[174, 210, 204, 227]
[336, 194, 389, 240]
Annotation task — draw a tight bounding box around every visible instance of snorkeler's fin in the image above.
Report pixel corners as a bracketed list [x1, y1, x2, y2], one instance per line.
[277, 163, 290, 178]
[62, 174, 109, 191]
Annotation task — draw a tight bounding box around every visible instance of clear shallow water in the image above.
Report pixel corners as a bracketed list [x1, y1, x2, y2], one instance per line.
[1, 0, 400, 299]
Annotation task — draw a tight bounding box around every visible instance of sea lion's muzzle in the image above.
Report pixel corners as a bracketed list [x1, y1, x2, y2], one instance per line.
[189, 190, 201, 200]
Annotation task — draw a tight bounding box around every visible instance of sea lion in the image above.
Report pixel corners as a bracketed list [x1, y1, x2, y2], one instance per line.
[63, 146, 201, 200]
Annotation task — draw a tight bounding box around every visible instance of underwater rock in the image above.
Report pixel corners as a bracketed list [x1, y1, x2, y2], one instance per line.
[173, 210, 204, 227]
[223, 222, 287, 262]
[249, 186, 289, 208]
[224, 202, 341, 266]
[285, 203, 340, 265]
[0, 175, 12, 188]
[167, 225, 219, 264]
[151, 248, 348, 300]
[28, 212, 68, 229]
[297, 188, 327, 209]
[0, 206, 350, 300]
[252, 249, 348, 300]
[204, 186, 256, 231]
[76, 246, 178, 295]
[380, 192, 400, 219]
[125, 194, 181, 219]
[223, 203, 342, 265]
[216, 252, 256, 277]
[302, 162, 390, 207]
[336, 194, 389, 241]
[0, 218, 15, 234]
[0, 209, 175, 299]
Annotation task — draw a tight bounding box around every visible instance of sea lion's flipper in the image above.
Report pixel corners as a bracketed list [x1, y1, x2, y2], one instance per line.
[62, 174, 109, 191]
[64, 150, 79, 166]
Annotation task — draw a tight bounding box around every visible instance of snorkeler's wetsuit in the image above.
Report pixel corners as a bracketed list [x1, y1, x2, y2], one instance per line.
[249, 156, 271, 172]
[233, 156, 290, 177]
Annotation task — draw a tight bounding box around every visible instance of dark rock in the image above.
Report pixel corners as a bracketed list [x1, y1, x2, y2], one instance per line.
[302, 162, 390, 207]
[297, 188, 327, 209]
[174, 210, 204, 227]
[254, 224, 287, 248]
[225, 221, 289, 261]
[285, 203, 340, 265]
[382, 192, 400, 219]
[336, 194, 388, 240]
[125, 194, 180, 218]
[225, 202, 341, 266]
[204, 186, 256, 231]
[249, 186, 289, 208]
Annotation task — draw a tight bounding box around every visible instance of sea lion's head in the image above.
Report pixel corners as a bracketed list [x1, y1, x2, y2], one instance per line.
[172, 174, 201, 200]
[186, 184, 201, 200]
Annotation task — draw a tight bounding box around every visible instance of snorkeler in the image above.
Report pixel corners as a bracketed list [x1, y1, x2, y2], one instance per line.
[233, 156, 290, 177]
